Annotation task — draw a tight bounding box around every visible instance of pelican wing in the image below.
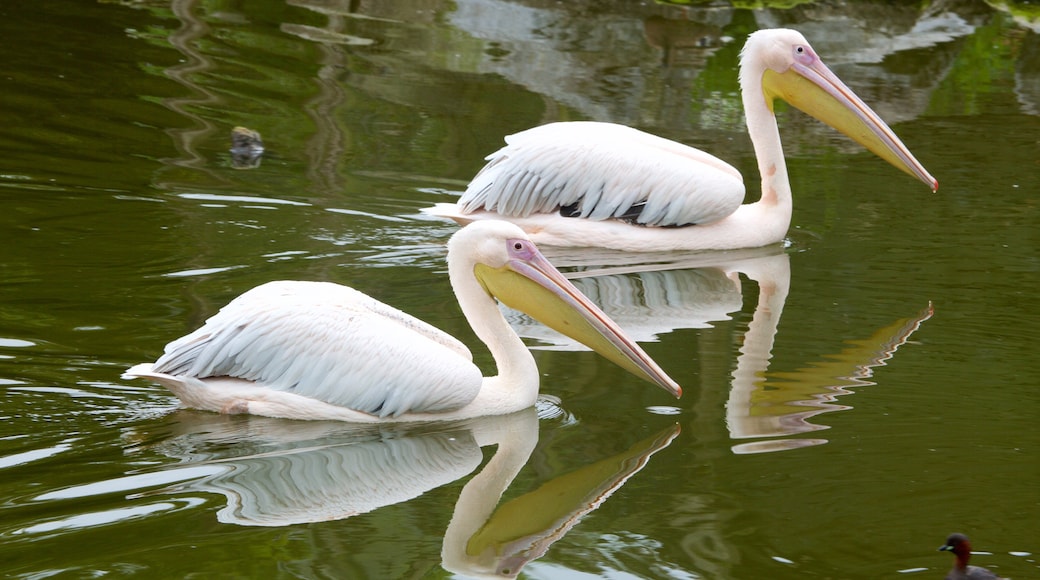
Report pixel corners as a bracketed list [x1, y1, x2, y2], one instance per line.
[458, 122, 745, 227]
[152, 281, 482, 418]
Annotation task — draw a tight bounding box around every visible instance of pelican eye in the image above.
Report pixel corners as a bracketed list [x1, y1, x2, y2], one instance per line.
[506, 238, 536, 260]
[792, 44, 815, 66]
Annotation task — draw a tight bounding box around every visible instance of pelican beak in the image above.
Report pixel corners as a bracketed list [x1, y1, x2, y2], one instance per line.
[474, 240, 682, 398]
[762, 55, 938, 191]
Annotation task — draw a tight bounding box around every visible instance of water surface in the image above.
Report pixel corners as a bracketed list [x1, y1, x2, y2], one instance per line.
[0, 1, 1037, 578]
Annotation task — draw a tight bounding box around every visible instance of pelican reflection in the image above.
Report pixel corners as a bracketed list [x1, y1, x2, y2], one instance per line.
[504, 248, 932, 453]
[130, 408, 678, 577]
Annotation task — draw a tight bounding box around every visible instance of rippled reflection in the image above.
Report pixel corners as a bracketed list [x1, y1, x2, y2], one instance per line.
[507, 248, 932, 453]
[0, 0, 1036, 577]
[112, 407, 678, 577]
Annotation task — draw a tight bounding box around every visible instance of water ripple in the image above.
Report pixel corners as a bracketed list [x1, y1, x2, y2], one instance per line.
[11, 498, 206, 536]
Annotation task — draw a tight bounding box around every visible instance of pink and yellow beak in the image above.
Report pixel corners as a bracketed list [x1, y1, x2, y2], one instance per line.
[762, 47, 938, 191]
[475, 240, 682, 398]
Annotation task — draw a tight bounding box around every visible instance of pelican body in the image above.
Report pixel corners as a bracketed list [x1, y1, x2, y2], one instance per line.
[425, 28, 937, 252]
[124, 220, 681, 422]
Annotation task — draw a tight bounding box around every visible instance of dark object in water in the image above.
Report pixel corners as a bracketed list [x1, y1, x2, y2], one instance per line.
[230, 126, 264, 169]
[938, 533, 1003, 580]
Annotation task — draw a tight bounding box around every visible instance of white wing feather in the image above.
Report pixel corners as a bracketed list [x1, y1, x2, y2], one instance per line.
[152, 281, 482, 418]
[459, 122, 746, 227]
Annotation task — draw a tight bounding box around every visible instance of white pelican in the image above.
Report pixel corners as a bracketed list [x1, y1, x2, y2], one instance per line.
[124, 220, 681, 421]
[424, 28, 938, 252]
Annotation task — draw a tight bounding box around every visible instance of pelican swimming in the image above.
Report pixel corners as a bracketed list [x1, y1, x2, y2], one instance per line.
[424, 28, 938, 252]
[124, 220, 681, 422]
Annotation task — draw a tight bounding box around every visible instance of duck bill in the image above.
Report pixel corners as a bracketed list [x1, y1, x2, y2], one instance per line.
[474, 247, 682, 398]
[762, 61, 938, 191]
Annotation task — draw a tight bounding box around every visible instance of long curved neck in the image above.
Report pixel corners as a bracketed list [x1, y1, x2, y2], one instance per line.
[449, 260, 540, 414]
[726, 254, 791, 439]
[441, 409, 540, 577]
[740, 70, 793, 211]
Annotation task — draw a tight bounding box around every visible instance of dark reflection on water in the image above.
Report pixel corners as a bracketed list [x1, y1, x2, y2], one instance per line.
[0, 1, 1038, 578]
[107, 409, 678, 578]
[504, 249, 936, 453]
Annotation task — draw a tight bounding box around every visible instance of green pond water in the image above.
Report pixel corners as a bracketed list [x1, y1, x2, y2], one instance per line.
[0, 1, 1037, 578]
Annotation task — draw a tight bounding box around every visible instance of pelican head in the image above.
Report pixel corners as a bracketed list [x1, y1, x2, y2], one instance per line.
[448, 220, 681, 398]
[741, 28, 937, 191]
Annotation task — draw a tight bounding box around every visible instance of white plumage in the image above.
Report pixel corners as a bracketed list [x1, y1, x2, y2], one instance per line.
[426, 29, 937, 252]
[125, 220, 680, 422]
[460, 122, 744, 227]
[145, 281, 481, 417]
